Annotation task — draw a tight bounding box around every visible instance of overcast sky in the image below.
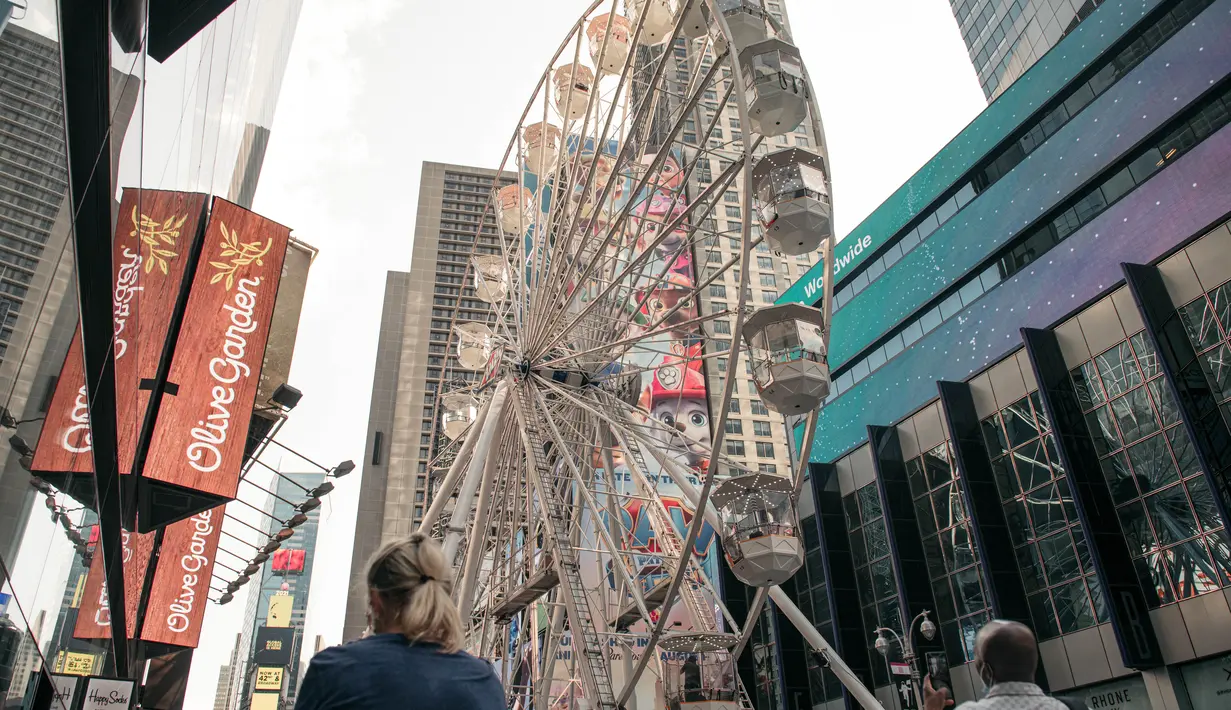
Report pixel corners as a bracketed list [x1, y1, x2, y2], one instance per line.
[5, 1, 986, 708]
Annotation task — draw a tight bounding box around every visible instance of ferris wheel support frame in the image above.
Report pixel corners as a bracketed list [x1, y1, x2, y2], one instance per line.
[443, 381, 510, 562]
[458, 428, 513, 617]
[418, 391, 496, 535]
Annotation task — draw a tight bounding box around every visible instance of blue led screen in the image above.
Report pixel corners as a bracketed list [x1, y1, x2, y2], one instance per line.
[777, 0, 1166, 308]
[812, 2, 1230, 372]
[805, 121, 1231, 463]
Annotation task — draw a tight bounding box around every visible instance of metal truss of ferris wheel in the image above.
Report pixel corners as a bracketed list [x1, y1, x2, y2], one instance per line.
[417, 1, 887, 709]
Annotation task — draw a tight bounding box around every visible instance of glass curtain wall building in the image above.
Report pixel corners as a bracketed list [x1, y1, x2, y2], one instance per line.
[950, 0, 1103, 99]
[229, 472, 323, 710]
[771, 0, 1231, 708]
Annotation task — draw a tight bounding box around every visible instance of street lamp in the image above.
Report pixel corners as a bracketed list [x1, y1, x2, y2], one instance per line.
[873, 610, 935, 709]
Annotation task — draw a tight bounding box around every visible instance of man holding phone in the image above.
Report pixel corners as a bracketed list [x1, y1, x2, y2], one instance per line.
[923, 620, 1087, 710]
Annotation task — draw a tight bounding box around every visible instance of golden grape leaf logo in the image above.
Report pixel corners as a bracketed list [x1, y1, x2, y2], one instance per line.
[131, 206, 186, 275]
[209, 221, 272, 290]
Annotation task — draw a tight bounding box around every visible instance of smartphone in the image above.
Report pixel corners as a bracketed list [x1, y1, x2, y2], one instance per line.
[926, 652, 952, 698]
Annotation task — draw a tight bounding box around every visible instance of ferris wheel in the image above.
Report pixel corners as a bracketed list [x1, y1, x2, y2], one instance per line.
[420, 2, 884, 708]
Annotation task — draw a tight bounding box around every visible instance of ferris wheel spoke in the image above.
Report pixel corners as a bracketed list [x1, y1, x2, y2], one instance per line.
[528, 54, 732, 353]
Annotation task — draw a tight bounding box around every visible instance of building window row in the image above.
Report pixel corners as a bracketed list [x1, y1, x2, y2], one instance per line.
[829, 80, 1231, 404]
[833, 0, 1214, 315]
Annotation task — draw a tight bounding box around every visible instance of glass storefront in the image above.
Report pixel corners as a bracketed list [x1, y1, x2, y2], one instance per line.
[1179, 652, 1231, 710]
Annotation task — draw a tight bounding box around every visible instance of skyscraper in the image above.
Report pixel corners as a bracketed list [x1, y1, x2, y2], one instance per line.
[228, 471, 324, 710]
[344, 162, 517, 640]
[950, 0, 1104, 99]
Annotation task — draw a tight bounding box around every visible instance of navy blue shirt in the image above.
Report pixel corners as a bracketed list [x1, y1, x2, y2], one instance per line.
[296, 634, 504, 710]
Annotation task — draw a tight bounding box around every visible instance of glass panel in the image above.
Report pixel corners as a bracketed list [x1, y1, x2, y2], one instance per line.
[1198, 344, 1231, 399]
[1087, 576, 1111, 623]
[1185, 477, 1223, 533]
[932, 578, 956, 618]
[1119, 501, 1157, 557]
[1101, 451, 1138, 504]
[1212, 282, 1231, 332]
[1086, 406, 1122, 455]
[1073, 528, 1094, 572]
[1179, 297, 1222, 350]
[1029, 483, 1068, 536]
[1054, 578, 1097, 633]
[1126, 433, 1179, 491]
[959, 612, 988, 661]
[1072, 361, 1105, 408]
[924, 444, 952, 488]
[923, 535, 947, 580]
[1013, 440, 1052, 492]
[1144, 485, 1200, 546]
[865, 519, 890, 560]
[1003, 398, 1039, 448]
[843, 494, 861, 530]
[1131, 332, 1161, 379]
[932, 487, 952, 531]
[905, 458, 928, 498]
[870, 558, 896, 599]
[1135, 556, 1173, 606]
[915, 495, 937, 537]
[982, 415, 1008, 457]
[1168, 537, 1220, 600]
[1038, 531, 1081, 584]
[1017, 544, 1046, 592]
[992, 456, 1019, 500]
[1148, 379, 1181, 427]
[1111, 386, 1160, 444]
[850, 527, 868, 568]
[952, 567, 986, 616]
[1031, 391, 1050, 432]
[1208, 530, 1231, 584]
[1028, 591, 1060, 639]
[1167, 426, 1202, 479]
[1004, 499, 1031, 546]
[858, 484, 882, 521]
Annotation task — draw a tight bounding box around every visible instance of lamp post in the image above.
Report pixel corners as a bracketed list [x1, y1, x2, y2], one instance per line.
[873, 610, 936, 709]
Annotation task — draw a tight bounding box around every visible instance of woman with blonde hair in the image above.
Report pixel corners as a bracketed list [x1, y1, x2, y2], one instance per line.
[297, 533, 503, 709]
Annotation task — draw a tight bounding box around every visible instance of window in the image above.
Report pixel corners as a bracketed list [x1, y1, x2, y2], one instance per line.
[905, 442, 992, 662]
[755, 441, 775, 458]
[713, 320, 731, 334]
[1075, 326, 1231, 605]
[717, 357, 728, 372]
[759, 273, 776, 287]
[728, 399, 741, 414]
[751, 400, 769, 416]
[753, 421, 772, 437]
[726, 440, 746, 456]
[982, 394, 1106, 640]
[757, 256, 774, 270]
[757, 463, 778, 474]
[725, 190, 739, 203]
[725, 205, 742, 219]
[761, 290, 778, 302]
[795, 136, 810, 147]
[844, 482, 903, 687]
[725, 420, 743, 435]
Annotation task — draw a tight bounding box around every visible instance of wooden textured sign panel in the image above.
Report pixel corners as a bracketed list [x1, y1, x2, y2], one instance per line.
[31, 190, 208, 487]
[144, 198, 291, 500]
[139, 505, 224, 647]
[73, 529, 155, 640]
